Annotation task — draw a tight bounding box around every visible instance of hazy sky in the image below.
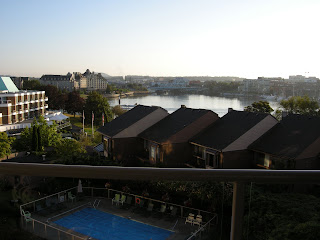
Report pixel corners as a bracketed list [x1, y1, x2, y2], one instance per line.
[1, 0, 319, 78]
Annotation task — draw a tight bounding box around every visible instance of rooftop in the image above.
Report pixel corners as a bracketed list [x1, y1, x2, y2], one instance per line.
[191, 110, 270, 150]
[0, 77, 19, 93]
[139, 107, 215, 143]
[97, 105, 165, 137]
[250, 114, 320, 159]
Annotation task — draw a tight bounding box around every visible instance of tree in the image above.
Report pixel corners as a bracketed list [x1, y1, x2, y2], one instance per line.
[84, 92, 113, 126]
[0, 132, 14, 158]
[112, 105, 127, 117]
[244, 101, 274, 114]
[42, 85, 67, 110]
[23, 79, 41, 90]
[65, 91, 85, 117]
[18, 116, 62, 151]
[55, 139, 86, 161]
[280, 96, 319, 116]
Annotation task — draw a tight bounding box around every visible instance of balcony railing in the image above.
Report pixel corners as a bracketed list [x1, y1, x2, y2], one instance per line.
[0, 100, 11, 104]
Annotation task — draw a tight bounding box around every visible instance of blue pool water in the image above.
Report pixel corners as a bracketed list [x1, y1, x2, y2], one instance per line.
[54, 207, 174, 240]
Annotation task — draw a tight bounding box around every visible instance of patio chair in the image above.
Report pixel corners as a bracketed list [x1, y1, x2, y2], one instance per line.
[112, 194, 121, 205]
[185, 213, 195, 225]
[193, 215, 202, 227]
[21, 209, 32, 222]
[21, 209, 31, 218]
[119, 195, 126, 205]
[68, 192, 76, 203]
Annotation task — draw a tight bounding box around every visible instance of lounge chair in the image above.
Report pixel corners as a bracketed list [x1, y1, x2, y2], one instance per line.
[119, 195, 126, 205]
[21, 209, 31, 218]
[68, 192, 76, 203]
[112, 194, 121, 205]
[185, 213, 195, 225]
[21, 209, 32, 222]
[193, 215, 202, 227]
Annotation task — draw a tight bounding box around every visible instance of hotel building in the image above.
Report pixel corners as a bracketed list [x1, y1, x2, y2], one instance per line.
[0, 77, 48, 125]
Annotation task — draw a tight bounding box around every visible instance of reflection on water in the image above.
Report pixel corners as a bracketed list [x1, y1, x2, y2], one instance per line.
[108, 95, 280, 116]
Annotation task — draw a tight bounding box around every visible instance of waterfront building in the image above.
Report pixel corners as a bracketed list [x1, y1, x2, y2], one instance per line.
[83, 69, 108, 91]
[40, 72, 87, 91]
[0, 77, 48, 125]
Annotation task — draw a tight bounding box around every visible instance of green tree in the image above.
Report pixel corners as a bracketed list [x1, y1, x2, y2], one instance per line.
[18, 116, 62, 151]
[280, 96, 319, 116]
[55, 139, 86, 161]
[84, 92, 113, 126]
[65, 91, 85, 117]
[112, 105, 127, 117]
[244, 101, 274, 114]
[0, 132, 14, 158]
[23, 79, 41, 90]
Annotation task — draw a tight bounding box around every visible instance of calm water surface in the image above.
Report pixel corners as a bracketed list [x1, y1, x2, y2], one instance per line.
[109, 95, 279, 116]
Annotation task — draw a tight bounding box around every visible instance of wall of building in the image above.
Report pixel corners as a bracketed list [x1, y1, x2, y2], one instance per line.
[222, 150, 254, 168]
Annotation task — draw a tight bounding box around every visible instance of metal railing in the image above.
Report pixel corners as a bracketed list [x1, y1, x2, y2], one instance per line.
[20, 186, 216, 239]
[186, 215, 217, 240]
[92, 187, 216, 221]
[21, 217, 86, 240]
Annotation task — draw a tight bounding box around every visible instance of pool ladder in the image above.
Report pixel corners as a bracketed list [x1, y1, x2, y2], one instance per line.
[93, 199, 101, 209]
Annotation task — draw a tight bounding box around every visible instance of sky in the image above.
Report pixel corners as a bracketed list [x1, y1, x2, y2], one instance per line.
[1, 0, 320, 78]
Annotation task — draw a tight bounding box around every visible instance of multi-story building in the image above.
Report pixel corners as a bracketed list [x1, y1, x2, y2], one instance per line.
[0, 77, 48, 125]
[40, 72, 87, 91]
[83, 69, 108, 91]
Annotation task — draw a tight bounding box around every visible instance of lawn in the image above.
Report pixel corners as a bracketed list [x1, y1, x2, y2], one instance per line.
[64, 113, 97, 136]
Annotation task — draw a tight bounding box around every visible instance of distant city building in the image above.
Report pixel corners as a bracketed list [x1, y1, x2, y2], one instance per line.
[40, 72, 87, 91]
[10, 77, 31, 89]
[0, 77, 48, 125]
[288, 75, 319, 83]
[125, 75, 154, 83]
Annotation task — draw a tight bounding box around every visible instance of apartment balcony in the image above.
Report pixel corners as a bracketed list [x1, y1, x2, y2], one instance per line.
[45, 104, 48, 108]
[0, 100, 12, 107]
[45, 97, 48, 101]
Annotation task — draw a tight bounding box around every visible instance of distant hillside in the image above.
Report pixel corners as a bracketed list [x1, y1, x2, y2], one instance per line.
[99, 73, 110, 78]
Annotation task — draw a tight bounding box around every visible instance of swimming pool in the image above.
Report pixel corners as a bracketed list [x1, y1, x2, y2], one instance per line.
[54, 207, 174, 240]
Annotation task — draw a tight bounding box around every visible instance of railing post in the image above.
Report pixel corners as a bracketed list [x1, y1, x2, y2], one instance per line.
[230, 181, 245, 240]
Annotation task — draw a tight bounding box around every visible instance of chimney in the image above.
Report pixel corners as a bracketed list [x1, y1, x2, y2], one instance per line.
[181, 105, 186, 108]
[228, 108, 233, 113]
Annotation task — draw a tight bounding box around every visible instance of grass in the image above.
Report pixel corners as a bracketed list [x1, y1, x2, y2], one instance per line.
[64, 113, 97, 135]
[80, 94, 88, 100]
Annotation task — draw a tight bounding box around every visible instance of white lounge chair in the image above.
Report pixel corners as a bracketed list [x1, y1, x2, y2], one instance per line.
[185, 213, 195, 225]
[193, 214, 202, 226]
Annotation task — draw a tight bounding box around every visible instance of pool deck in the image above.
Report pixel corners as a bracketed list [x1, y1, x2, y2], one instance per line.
[28, 197, 204, 240]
